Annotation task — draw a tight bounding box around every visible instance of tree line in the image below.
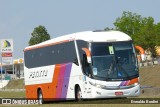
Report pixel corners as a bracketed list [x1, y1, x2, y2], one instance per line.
[28, 11, 160, 57]
[105, 11, 160, 57]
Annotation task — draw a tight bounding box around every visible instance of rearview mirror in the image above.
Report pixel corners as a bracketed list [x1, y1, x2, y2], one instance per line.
[82, 48, 92, 63]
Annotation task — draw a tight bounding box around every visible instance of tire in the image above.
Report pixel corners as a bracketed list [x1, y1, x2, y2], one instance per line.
[38, 89, 44, 104]
[75, 86, 82, 101]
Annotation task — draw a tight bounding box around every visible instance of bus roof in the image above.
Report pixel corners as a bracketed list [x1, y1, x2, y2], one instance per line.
[24, 31, 132, 51]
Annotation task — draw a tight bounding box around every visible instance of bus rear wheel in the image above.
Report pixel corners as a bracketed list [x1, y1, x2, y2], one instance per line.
[75, 86, 82, 101]
[38, 89, 44, 104]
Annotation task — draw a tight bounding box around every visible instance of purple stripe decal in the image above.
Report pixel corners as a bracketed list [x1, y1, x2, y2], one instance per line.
[56, 64, 66, 98]
[122, 81, 126, 86]
[61, 63, 72, 99]
[119, 80, 130, 86]
[119, 81, 124, 86]
[124, 81, 129, 86]
[123, 81, 127, 86]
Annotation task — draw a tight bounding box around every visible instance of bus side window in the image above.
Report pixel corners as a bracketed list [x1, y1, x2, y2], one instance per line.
[82, 54, 90, 77]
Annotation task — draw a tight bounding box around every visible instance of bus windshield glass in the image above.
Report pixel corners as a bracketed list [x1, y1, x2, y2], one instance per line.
[91, 41, 138, 81]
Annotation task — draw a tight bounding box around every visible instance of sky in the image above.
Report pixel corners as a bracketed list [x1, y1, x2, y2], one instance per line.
[0, 0, 160, 59]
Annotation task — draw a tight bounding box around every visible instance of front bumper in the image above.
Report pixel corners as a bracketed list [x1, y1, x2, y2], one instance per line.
[91, 84, 140, 98]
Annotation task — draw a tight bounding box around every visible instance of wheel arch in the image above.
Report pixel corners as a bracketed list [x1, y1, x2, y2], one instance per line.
[74, 84, 83, 101]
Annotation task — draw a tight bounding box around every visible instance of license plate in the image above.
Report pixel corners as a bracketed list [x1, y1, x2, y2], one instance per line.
[115, 92, 123, 96]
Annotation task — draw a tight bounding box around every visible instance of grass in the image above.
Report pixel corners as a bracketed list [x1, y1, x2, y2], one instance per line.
[139, 65, 160, 98]
[0, 104, 160, 107]
[41, 104, 160, 107]
[0, 91, 25, 98]
[3, 79, 25, 89]
[0, 79, 25, 98]
[139, 65, 160, 88]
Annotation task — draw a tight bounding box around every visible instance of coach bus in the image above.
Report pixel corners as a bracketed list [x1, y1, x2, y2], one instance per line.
[24, 31, 140, 103]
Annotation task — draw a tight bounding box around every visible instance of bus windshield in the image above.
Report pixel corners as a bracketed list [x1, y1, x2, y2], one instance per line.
[91, 41, 138, 81]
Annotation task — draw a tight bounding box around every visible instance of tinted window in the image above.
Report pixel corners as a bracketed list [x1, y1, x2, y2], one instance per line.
[24, 41, 77, 68]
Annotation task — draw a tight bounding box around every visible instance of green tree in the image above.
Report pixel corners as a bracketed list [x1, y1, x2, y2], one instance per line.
[29, 25, 51, 46]
[114, 11, 142, 37]
[155, 23, 160, 46]
[135, 17, 157, 56]
[113, 11, 160, 57]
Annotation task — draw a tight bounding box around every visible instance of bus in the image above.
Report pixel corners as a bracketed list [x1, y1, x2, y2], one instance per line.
[24, 31, 140, 103]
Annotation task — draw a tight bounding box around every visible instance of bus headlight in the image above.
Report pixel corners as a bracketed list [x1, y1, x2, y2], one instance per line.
[89, 81, 106, 89]
[134, 82, 139, 86]
[95, 84, 106, 89]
